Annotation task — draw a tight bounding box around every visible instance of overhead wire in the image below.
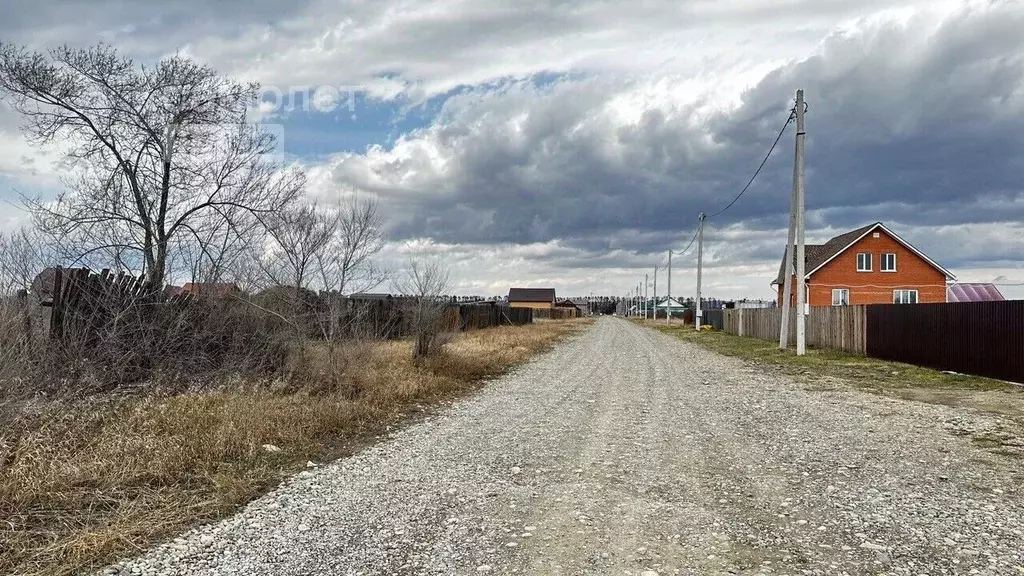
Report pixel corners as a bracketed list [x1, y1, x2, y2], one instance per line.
[705, 108, 797, 221]
[656, 105, 797, 270]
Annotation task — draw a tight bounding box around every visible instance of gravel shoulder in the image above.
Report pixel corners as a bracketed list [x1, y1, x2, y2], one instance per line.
[110, 318, 1024, 575]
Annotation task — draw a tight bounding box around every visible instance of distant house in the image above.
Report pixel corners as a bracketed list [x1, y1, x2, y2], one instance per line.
[654, 297, 687, 315]
[181, 282, 241, 297]
[946, 283, 1005, 303]
[555, 298, 579, 310]
[570, 298, 592, 315]
[508, 288, 556, 310]
[772, 222, 955, 306]
[733, 300, 775, 309]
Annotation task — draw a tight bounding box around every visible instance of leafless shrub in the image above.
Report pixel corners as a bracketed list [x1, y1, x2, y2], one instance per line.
[393, 257, 453, 359]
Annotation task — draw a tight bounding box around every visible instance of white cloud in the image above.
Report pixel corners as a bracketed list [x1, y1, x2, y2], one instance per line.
[1, 0, 1022, 297]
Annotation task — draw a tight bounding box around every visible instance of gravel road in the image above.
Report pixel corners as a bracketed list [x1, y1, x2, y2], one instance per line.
[111, 318, 1024, 575]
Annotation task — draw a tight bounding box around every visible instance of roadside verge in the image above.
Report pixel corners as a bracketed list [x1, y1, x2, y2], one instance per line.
[1, 319, 590, 576]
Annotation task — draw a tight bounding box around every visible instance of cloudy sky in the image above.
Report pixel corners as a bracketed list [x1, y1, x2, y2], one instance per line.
[1, 0, 1022, 299]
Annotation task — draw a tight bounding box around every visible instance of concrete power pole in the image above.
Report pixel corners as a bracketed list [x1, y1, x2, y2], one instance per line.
[794, 89, 807, 356]
[779, 103, 799, 349]
[644, 273, 649, 319]
[665, 250, 672, 324]
[695, 212, 706, 331]
[652, 267, 658, 321]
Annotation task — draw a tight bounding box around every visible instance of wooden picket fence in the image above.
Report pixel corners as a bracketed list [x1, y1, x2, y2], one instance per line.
[723, 306, 867, 354]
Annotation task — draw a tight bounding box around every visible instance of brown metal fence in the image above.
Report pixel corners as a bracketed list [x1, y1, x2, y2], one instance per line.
[866, 301, 1024, 383]
[722, 302, 1022, 381]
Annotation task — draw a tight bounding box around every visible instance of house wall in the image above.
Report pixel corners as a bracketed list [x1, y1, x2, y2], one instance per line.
[776, 228, 948, 306]
[509, 301, 554, 310]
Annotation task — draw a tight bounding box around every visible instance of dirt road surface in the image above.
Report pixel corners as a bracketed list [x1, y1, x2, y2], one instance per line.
[113, 318, 1024, 575]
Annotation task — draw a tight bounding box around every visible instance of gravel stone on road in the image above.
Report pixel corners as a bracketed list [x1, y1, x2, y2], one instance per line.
[109, 318, 1024, 575]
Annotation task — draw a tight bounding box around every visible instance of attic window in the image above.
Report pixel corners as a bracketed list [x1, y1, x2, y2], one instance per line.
[856, 253, 872, 272]
[881, 253, 897, 272]
[872, 232, 880, 238]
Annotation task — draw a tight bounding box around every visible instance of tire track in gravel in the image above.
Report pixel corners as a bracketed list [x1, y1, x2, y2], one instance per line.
[109, 317, 1024, 576]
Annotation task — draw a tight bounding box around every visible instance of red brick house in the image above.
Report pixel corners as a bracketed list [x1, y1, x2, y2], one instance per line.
[772, 222, 956, 306]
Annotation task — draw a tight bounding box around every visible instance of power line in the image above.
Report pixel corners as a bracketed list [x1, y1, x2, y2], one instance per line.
[706, 110, 796, 220]
[655, 106, 797, 270]
[657, 225, 700, 269]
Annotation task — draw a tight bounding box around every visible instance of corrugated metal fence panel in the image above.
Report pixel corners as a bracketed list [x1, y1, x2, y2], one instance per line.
[866, 301, 1024, 382]
[703, 309, 724, 330]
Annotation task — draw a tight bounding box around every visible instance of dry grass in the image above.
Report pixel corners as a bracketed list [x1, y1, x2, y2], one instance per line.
[0, 319, 586, 576]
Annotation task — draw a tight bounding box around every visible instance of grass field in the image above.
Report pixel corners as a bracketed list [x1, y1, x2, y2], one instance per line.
[0, 319, 588, 576]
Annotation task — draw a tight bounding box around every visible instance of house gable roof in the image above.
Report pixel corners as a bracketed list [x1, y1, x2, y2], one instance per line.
[772, 222, 955, 284]
[508, 287, 556, 303]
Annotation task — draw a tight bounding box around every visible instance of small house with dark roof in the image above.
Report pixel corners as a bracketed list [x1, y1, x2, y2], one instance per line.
[772, 222, 955, 306]
[507, 287, 556, 310]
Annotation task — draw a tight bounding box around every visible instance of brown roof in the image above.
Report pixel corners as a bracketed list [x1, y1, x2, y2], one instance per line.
[508, 288, 556, 303]
[773, 223, 879, 285]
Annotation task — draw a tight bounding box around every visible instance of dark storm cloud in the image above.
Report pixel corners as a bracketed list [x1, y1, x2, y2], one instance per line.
[330, 2, 1024, 271]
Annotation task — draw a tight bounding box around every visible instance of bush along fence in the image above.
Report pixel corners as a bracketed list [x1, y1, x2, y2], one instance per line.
[41, 267, 534, 344]
[723, 301, 1023, 383]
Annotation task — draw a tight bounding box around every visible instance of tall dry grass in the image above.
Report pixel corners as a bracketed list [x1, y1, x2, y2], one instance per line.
[0, 319, 586, 576]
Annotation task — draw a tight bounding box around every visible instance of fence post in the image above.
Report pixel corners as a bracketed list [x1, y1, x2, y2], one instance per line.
[738, 308, 744, 337]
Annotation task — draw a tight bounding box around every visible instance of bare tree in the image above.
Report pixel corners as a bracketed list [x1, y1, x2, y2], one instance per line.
[315, 196, 386, 296]
[0, 42, 303, 287]
[315, 196, 386, 340]
[0, 226, 56, 296]
[259, 202, 339, 334]
[394, 257, 452, 359]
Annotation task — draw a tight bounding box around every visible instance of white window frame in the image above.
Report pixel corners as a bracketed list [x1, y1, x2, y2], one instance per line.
[856, 253, 872, 272]
[831, 288, 849, 306]
[881, 252, 897, 272]
[893, 289, 918, 304]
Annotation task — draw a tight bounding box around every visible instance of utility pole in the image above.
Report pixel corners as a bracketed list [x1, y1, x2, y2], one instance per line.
[652, 266, 658, 321]
[695, 212, 706, 331]
[644, 273, 649, 319]
[665, 250, 672, 324]
[779, 103, 799, 349]
[794, 89, 807, 356]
